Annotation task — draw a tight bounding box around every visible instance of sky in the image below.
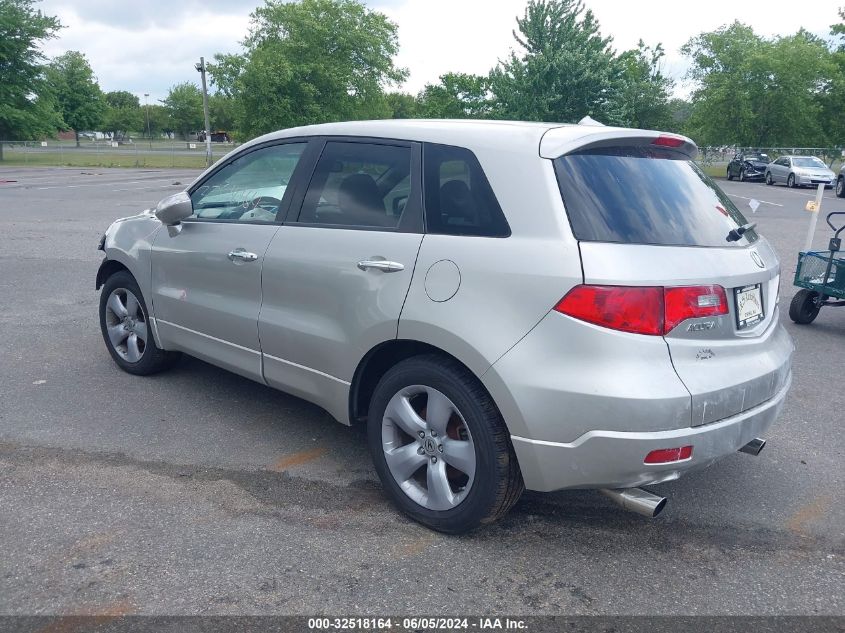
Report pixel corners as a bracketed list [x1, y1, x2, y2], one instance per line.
[38, 0, 844, 105]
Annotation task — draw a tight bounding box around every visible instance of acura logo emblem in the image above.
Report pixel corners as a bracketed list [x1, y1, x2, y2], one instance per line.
[750, 252, 765, 269]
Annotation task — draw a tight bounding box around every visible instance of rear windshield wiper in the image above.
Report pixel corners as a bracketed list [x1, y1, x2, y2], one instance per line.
[726, 222, 756, 242]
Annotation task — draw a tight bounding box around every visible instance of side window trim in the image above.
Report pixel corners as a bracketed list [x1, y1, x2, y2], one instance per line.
[184, 137, 316, 225]
[285, 137, 423, 233]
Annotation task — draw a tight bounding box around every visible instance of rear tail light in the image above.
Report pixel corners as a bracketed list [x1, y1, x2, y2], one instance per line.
[644, 446, 693, 464]
[553, 285, 664, 335]
[554, 285, 728, 335]
[663, 285, 728, 333]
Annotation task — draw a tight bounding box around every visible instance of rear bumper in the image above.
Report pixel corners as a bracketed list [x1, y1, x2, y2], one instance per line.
[512, 373, 791, 492]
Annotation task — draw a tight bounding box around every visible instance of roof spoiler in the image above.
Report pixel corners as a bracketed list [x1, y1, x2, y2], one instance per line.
[540, 126, 698, 161]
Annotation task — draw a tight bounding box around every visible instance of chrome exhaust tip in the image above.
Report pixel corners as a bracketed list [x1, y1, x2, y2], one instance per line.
[738, 438, 766, 456]
[600, 487, 667, 518]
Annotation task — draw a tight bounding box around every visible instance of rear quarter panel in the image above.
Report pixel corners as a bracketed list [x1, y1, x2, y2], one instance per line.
[399, 155, 582, 413]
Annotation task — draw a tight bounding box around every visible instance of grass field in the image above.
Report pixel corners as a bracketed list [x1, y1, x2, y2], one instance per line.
[0, 151, 210, 169]
[0, 140, 232, 169]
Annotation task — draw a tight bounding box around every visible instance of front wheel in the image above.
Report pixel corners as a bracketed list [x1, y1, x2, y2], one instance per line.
[789, 289, 821, 324]
[766, 172, 774, 186]
[727, 167, 734, 181]
[367, 355, 523, 533]
[787, 173, 797, 188]
[739, 168, 746, 182]
[99, 270, 181, 375]
[836, 176, 845, 198]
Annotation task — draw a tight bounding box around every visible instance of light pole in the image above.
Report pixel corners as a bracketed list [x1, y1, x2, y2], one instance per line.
[195, 57, 212, 168]
[144, 93, 152, 150]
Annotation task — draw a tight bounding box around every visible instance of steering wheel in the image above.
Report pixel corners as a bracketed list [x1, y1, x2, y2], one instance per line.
[249, 196, 282, 213]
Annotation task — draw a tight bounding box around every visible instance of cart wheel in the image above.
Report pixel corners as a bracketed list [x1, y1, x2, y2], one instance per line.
[789, 289, 821, 324]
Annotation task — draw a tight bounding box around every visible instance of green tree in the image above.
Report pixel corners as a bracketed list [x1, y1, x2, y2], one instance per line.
[820, 8, 845, 146]
[682, 22, 834, 146]
[209, 93, 237, 134]
[489, 0, 624, 123]
[208, 0, 407, 139]
[617, 41, 674, 130]
[146, 104, 173, 139]
[666, 98, 693, 134]
[102, 90, 142, 141]
[831, 6, 845, 41]
[46, 51, 105, 146]
[383, 92, 418, 119]
[417, 73, 492, 118]
[0, 0, 62, 159]
[162, 82, 203, 140]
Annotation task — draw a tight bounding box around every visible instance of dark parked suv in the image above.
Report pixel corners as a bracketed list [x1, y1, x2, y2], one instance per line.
[727, 152, 769, 182]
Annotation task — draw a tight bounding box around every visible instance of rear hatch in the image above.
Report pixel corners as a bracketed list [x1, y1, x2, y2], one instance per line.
[547, 132, 793, 427]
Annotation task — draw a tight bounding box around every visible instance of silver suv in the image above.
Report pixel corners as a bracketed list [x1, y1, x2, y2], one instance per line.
[97, 120, 794, 533]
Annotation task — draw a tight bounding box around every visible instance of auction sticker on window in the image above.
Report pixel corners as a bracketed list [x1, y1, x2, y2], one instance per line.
[735, 283, 764, 329]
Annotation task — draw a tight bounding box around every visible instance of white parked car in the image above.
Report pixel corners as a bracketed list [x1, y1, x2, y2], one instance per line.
[765, 155, 835, 188]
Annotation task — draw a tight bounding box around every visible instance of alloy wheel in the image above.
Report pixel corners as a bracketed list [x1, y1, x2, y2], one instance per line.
[381, 385, 476, 511]
[103, 288, 148, 363]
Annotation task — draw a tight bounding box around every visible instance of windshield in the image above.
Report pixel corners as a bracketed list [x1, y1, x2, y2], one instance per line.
[792, 157, 827, 169]
[554, 146, 757, 247]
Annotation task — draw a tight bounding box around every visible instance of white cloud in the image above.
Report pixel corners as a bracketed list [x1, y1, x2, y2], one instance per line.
[39, 2, 251, 102]
[379, 0, 843, 96]
[36, 0, 844, 103]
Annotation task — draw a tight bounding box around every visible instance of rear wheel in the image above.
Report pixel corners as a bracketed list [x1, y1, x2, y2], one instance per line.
[789, 289, 821, 324]
[99, 271, 181, 375]
[367, 354, 523, 533]
[727, 167, 734, 181]
[836, 176, 845, 198]
[787, 173, 797, 188]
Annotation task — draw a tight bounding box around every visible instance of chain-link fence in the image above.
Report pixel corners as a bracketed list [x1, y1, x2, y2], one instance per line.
[0, 138, 241, 169]
[699, 146, 843, 167]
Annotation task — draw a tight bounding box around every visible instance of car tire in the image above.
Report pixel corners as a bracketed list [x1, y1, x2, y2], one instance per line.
[789, 289, 821, 325]
[836, 176, 845, 198]
[367, 354, 523, 534]
[766, 172, 773, 186]
[99, 270, 181, 375]
[787, 173, 797, 188]
[727, 168, 733, 181]
[739, 168, 745, 182]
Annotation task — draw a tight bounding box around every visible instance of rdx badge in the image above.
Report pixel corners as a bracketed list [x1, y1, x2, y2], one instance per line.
[687, 321, 716, 332]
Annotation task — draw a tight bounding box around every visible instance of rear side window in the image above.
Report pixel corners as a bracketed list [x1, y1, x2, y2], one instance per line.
[554, 147, 757, 247]
[423, 143, 510, 237]
[298, 141, 411, 228]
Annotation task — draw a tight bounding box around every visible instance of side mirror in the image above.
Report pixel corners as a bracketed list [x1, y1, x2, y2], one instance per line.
[155, 191, 193, 226]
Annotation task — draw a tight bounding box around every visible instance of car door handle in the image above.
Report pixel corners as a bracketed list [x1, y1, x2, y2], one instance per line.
[228, 249, 259, 263]
[357, 259, 404, 272]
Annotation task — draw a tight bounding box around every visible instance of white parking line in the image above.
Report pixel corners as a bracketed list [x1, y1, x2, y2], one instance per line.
[750, 184, 840, 202]
[727, 194, 783, 208]
[35, 177, 190, 191]
[112, 185, 185, 192]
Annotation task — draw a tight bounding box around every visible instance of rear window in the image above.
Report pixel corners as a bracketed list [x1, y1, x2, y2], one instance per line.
[554, 147, 757, 247]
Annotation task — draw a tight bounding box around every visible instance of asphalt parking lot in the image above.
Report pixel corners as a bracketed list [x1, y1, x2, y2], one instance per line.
[0, 166, 843, 616]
